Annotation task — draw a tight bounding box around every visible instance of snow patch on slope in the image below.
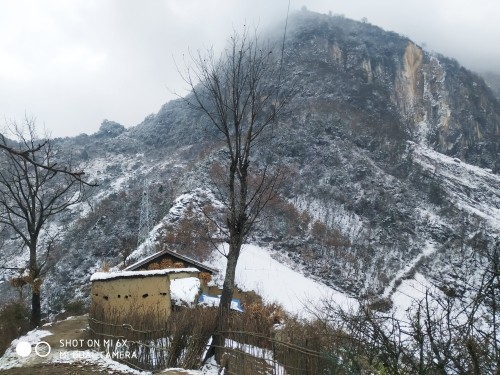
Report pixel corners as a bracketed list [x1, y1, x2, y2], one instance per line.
[391, 272, 437, 322]
[381, 241, 437, 299]
[0, 329, 52, 370]
[208, 244, 357, 318]
[410, 142, 500, 229]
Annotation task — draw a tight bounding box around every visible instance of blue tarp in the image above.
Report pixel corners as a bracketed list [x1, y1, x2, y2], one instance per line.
[198, 294, 244, 312]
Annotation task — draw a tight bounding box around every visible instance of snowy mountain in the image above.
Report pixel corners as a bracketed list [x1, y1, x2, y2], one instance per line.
[0, 10, 499, 318]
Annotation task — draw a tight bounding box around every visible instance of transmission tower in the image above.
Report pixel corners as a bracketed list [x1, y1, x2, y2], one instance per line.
[137, 179, 152, 248]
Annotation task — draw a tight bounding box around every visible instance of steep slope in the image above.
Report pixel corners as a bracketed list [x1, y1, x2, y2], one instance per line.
[1, 10, 499, 313]
[246, 11, 500, 295]
[280, 11, 500, 169]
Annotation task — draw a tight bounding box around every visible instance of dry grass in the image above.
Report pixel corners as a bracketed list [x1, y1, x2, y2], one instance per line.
[89, 304, 217, 370]
[88, 299, 351, 373]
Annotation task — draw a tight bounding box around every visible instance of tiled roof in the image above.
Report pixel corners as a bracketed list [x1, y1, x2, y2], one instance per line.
[124, 249, 217, 274]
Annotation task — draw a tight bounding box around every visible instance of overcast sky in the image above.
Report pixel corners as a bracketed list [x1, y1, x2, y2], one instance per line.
[1, 0, 499, 138]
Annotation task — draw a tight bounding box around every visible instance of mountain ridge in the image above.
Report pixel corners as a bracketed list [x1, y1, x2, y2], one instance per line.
[0, 10, 499, 315]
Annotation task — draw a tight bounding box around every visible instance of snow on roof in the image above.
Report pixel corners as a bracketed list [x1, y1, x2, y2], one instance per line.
[90, 267, 199, 282]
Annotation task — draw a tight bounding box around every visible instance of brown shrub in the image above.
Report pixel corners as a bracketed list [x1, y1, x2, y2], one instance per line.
[226, 301, 287, 350]
[100, 261, 110, 272]
[0, 302, 30, 357]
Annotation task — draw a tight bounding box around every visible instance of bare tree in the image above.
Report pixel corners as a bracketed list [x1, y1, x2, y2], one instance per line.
[0, 119, 93, 327]
[181, 28, 287, 359]
[0, 133, 88, 183]
[322, 243, 500, 375]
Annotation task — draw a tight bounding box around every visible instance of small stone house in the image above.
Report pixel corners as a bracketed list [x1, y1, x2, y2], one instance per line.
[90, 250, 217, 328]
[123, 249, 249, 309]
[90, 268, 199, 327]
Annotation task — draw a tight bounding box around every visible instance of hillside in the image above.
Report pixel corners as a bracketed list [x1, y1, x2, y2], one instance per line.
[0, 10, 499, 320]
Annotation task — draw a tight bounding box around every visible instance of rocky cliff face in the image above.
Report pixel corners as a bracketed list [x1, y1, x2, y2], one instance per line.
[267, 12, 500, 295]
[1, 10, 499, 311]
[280, 12, 500, 170]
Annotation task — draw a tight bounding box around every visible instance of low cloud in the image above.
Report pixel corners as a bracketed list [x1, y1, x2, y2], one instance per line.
[0, 0, 498, 136]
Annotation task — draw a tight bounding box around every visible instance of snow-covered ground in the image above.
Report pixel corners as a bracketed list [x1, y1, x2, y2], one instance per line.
[0, 329, 53, 371]
[381, 241, 437, 299]
[390, 272, 438, 323]
[208, 243, 358, 318]
[0, 323, 149, 374]
[410, 141, 500, 230]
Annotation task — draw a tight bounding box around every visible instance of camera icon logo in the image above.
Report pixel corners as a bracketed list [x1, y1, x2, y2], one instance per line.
[15, 341, 51, 358]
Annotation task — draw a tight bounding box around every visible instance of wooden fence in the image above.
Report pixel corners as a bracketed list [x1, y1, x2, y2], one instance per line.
[88, 315, 342, 373]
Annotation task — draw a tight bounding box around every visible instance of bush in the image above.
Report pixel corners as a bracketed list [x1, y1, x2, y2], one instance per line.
[428, 181, 445, 205]
[65, 299, 87, 315]
[0, 301, 30, 356]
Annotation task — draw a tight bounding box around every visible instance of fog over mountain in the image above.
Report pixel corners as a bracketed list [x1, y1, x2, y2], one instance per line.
[0, 0, 499, 137]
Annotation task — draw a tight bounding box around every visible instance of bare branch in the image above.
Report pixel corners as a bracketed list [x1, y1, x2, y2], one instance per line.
[0, 118, 96, 326]
[179, 26, 289, 362]
[0, 119, 97, 187]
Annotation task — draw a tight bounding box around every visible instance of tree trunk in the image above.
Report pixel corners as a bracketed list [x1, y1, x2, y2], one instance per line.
[183, 28, 285, 366]
[29, 243, 41, 327]
[31, 290, 41, 327]
[209, 239, 241, 362]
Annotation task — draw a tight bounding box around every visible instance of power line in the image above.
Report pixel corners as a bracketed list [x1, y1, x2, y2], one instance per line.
[137, 179, 151, 248]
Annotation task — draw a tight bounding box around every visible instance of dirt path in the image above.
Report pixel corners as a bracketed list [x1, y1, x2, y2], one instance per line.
[0, 362, 130, 375]
[0, 315, 141, 374]
[0, 316, 199, 374]
[43, 315, 89, 345]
